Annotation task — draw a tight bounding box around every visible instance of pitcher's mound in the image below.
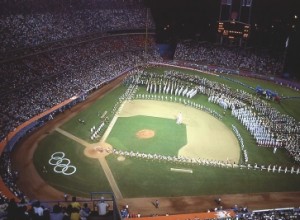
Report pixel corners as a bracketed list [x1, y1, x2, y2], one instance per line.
[136, 129, 155, 139]
[84, 142, 113, 158]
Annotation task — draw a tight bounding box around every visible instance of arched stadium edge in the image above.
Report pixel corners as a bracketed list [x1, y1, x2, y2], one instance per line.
[1, 61, 300, 202]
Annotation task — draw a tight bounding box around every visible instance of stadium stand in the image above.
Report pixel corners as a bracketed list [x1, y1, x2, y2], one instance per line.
[0, 0, 300, 219]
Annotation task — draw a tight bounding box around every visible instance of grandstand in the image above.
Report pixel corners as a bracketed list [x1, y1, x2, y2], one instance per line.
[0, 0, 300, 219]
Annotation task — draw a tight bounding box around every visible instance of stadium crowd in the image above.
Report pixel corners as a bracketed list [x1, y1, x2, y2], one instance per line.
[0, 0, 299, 217]
[0, 0, 154, 53]
[0, 195, 113, 220]
[174, 41, 283, 75]
[0, 34, 161, 141]
[0, 153, 23, 200]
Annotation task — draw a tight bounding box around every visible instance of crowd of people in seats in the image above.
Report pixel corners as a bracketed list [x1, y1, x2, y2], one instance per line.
[174, 41, 283, 75]
[0, 34, 162, 141]
[1, 194, 299, 220]
[0, 0, 154, 52]
[237, 207, 300, 219]
[0, 195, 118, 220]
[2, 196, 93, 220]
[0, 0, 144, 15]
[0, 152, 23, 201]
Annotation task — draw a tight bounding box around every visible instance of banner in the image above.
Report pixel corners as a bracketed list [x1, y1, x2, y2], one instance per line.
[221, 0, 232, 5]
[242, 0, 252, 7]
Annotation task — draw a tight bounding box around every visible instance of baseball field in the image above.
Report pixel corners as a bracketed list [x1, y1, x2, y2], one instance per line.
[11, 65, 300, 214]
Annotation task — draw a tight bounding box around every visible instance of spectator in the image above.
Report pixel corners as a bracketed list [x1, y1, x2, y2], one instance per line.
[96, 197, 109, 216]
[79, 203, 90, 220]
[50, 204, 64, 220]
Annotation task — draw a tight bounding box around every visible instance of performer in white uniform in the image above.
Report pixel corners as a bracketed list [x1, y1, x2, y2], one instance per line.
[176, 112, 183, 124]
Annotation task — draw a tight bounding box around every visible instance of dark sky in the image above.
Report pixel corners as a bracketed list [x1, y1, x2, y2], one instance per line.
[145, 0, 299, 43]
[145, 0, 300, 78]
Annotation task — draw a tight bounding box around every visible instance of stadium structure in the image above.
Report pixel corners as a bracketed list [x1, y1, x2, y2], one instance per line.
[0, 0, 300, 220]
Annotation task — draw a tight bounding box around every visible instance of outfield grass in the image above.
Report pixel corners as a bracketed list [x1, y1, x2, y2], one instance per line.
[33, 131, 111, 197]
[106, 115, 187, 156]
[106, 155, 300, 198]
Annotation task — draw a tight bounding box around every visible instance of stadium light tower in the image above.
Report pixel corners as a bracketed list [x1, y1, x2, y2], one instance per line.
[218, 0, 252, 46]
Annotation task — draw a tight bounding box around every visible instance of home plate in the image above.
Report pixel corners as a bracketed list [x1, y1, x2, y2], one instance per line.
[170, 168, 193, 173]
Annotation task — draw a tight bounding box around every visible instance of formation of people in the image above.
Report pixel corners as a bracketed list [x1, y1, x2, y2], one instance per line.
[112, 149, 300, 175]
[125, 68, 300, 163]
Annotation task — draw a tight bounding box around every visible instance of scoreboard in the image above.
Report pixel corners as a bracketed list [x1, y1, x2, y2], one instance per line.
[218, 21, 250, 40]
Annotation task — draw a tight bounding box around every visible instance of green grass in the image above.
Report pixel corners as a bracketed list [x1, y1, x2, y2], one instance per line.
[107, 155, 300, 198]
[60, 85, 128, 142]
[106, 115, 187, 156]
[33, 131, 111, 197]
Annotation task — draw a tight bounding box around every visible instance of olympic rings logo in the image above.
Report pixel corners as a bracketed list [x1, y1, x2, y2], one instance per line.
[48, 152, 77, 176]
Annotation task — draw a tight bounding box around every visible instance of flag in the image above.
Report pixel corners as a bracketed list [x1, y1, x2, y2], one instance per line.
[221, 0, 232, 5]
[166, 83, 170, 94]
[175, 87, 178, 96]
[182, 87, 188, 96]
[178, 87, 183, 96]
[222, 0, 232, 5]
[242, 0, 252, 7]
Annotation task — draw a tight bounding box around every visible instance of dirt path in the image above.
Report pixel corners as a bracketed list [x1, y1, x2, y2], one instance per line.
[56, 127, 91, 146]
[10, 75, 300, 215]
[55, 127, 123, 200]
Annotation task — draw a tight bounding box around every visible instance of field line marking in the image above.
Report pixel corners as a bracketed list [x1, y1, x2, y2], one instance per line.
[101, 101, 127, 142]
[56, 128, 124, 199]
[170, 168, 193, 173]
[98, 158, 123, 200]
[55, 128, 90, 146]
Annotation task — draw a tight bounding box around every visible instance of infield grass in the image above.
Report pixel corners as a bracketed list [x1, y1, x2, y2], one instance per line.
[106, 115, 187, 156]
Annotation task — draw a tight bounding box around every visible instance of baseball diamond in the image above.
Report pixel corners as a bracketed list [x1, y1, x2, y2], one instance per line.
[10, 65, 300, 216]
[1, 1, 300, 219]
[109, 100, 240, 162]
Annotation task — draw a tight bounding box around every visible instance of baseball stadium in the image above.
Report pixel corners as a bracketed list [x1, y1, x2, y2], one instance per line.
[0, 0, 300, 220]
